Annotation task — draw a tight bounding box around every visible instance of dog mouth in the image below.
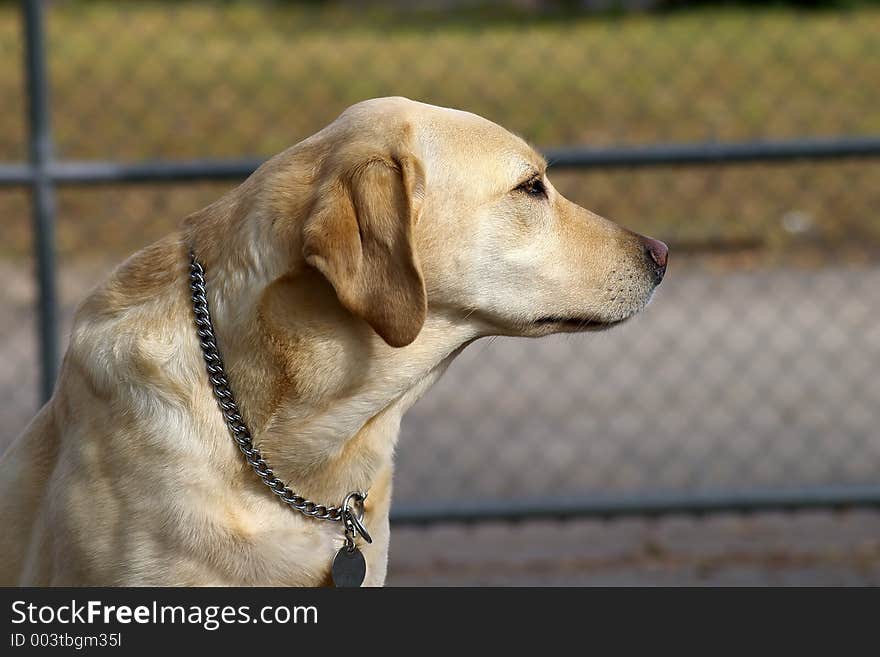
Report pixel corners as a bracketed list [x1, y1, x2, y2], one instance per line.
[532, 315, 630, 332]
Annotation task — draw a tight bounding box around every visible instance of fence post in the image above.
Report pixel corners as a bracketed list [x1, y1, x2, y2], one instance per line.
[23, 0, 58, 403]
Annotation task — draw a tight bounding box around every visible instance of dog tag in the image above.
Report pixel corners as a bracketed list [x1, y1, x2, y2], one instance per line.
[332, 546, 366, 587]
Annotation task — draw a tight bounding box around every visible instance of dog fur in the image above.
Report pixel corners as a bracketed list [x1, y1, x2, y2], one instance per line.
[0, 97, 665, 585]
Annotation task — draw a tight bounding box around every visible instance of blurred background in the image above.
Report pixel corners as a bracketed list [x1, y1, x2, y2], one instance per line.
[1, 0, 879, 585]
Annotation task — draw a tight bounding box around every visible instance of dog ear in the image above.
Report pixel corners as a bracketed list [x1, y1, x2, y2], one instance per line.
[302, 152, 426, 348]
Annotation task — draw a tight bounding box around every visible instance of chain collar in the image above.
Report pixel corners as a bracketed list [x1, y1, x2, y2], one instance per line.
[188, 251, 371, 546]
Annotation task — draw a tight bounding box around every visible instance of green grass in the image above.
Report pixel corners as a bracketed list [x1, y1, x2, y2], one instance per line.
[0, 1, 878, 263]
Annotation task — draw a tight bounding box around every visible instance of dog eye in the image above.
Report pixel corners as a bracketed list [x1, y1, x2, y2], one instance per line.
[515, 176, 547, 199]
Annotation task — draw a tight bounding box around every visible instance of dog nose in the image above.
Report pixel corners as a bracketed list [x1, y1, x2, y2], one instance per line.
[640, 235, 668, 284]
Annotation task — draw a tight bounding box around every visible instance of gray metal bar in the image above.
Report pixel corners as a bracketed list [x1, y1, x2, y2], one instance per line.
[2, 135, 880, 189]
[0, 163, 34, 185]
[0, 159, 262, 187]
[545, 135, 880, 168]
[390, 484, 880, 525]
[49, 158, 266, 184]
[23, 0, 58, 403]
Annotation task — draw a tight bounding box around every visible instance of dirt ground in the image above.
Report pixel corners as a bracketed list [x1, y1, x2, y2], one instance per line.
[2, 259, 879, 586]
[387, 511, 880, 586]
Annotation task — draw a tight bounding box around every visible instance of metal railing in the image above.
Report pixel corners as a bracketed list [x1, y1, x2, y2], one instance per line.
[3, 0, 880, 521]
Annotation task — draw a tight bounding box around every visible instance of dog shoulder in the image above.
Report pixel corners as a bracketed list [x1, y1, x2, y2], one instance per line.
[66, 233, 196, 407]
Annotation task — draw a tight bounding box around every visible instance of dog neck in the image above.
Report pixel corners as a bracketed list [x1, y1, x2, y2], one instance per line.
[186, 197, 475, 505]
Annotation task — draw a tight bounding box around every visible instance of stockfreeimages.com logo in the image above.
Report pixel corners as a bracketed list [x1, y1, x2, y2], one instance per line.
[11, 600, 318, 631]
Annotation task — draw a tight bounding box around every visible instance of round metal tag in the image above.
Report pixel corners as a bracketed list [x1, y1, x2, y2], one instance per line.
[332, 546, 366, 588]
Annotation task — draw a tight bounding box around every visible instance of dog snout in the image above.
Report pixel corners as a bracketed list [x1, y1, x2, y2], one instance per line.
[639, 235, 668, 285]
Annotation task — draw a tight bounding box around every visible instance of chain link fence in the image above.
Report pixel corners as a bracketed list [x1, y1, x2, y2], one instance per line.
[1, 1, 879, 528]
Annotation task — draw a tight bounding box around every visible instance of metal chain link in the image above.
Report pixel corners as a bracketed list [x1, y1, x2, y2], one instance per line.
[189, 251, 360, 525]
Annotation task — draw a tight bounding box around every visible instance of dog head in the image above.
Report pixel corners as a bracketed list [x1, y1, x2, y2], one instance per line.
[295, 97, 666, 347]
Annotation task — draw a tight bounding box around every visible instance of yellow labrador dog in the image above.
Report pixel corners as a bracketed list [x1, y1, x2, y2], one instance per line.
[0, 97, 667, 586]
